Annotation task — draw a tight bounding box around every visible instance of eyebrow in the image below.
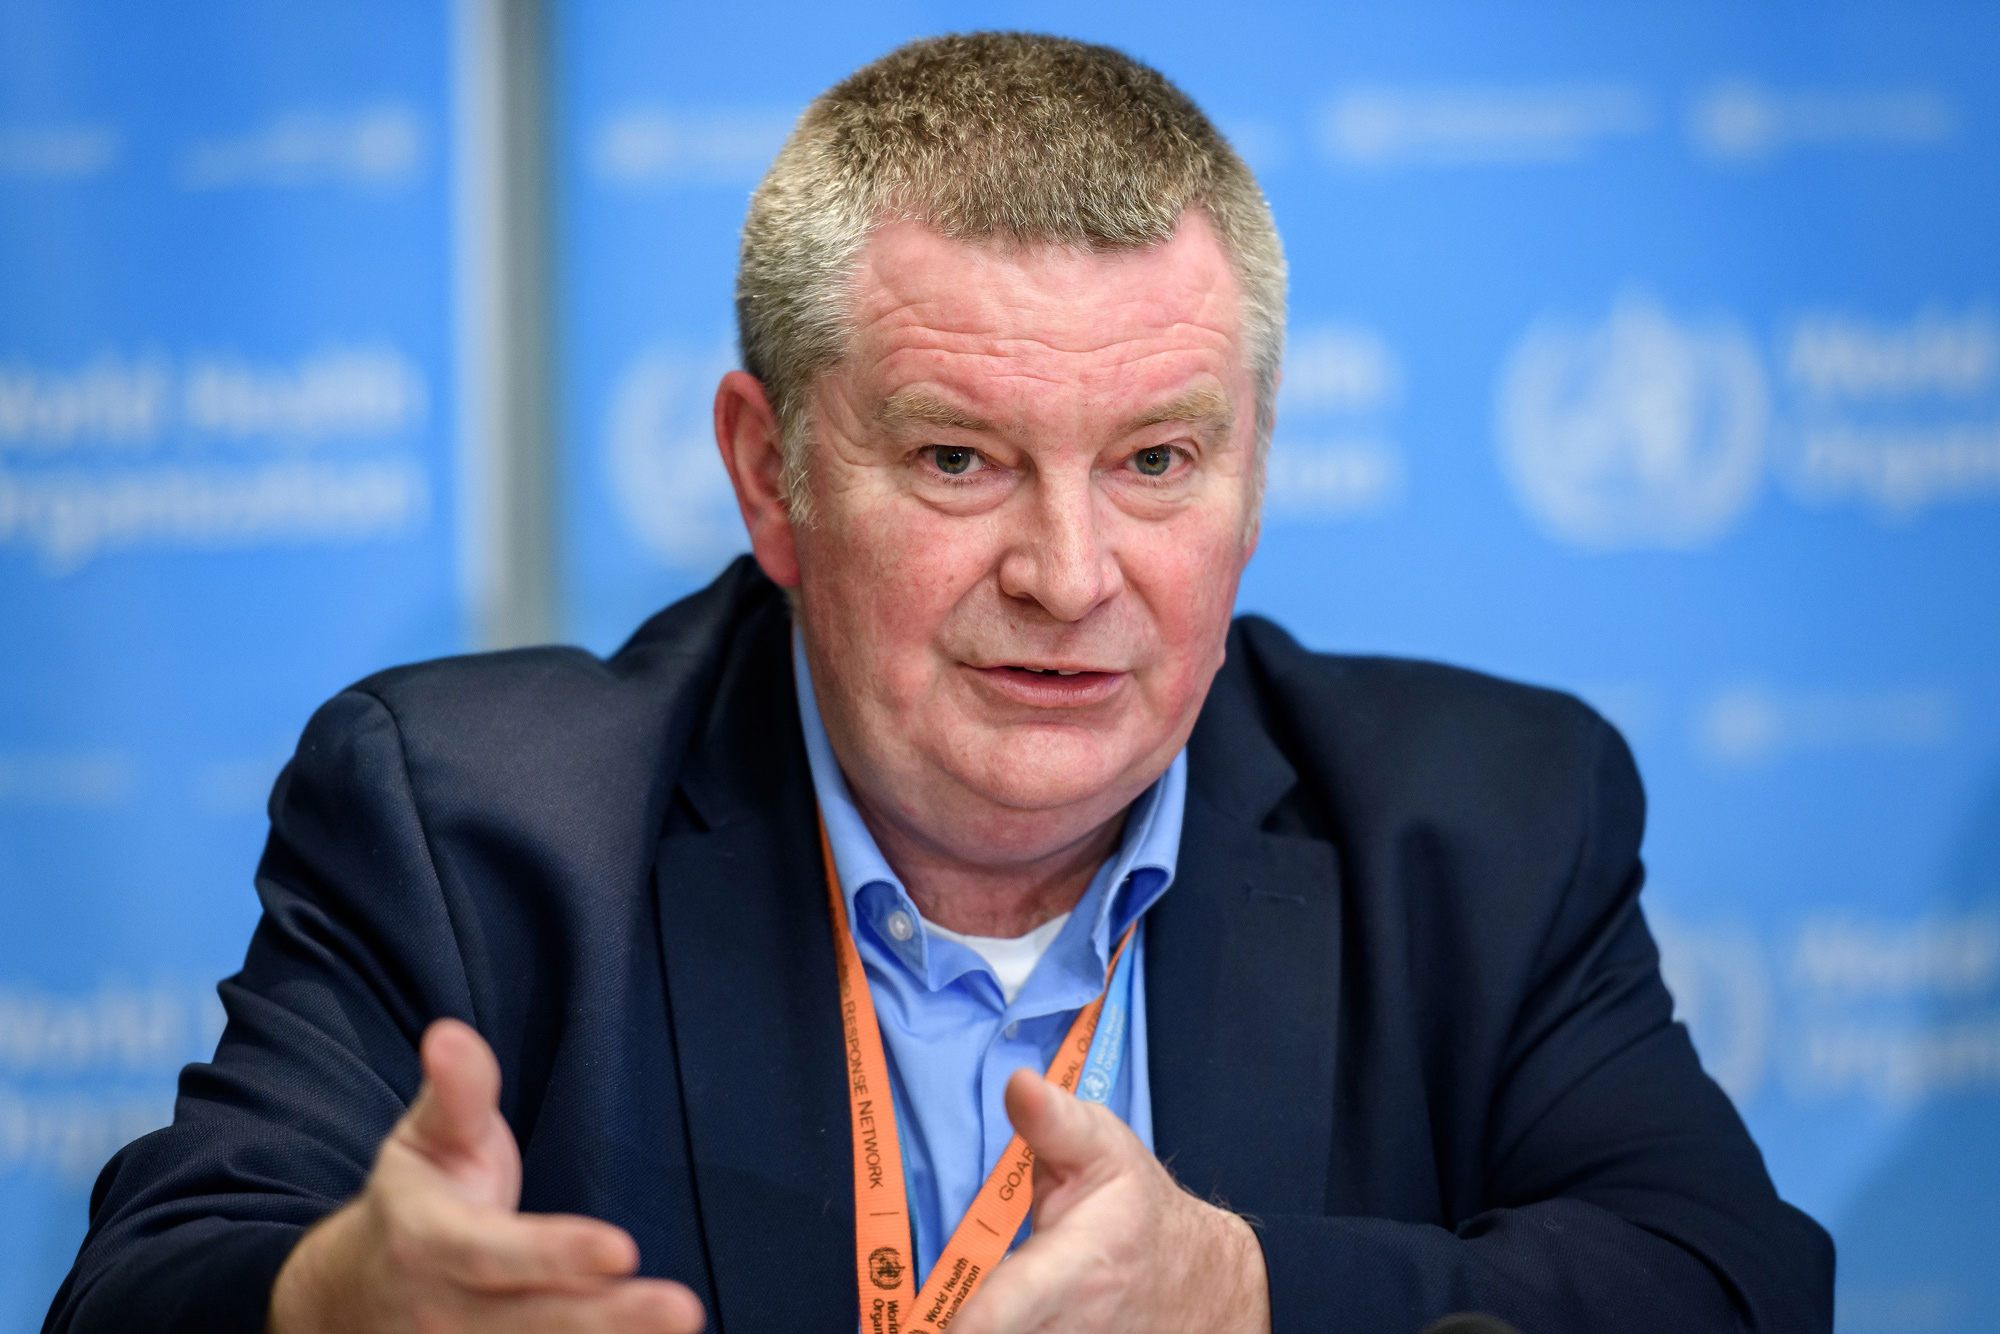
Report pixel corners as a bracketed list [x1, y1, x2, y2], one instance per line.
[1128, 386, 1233, 433]
[877, 390, 992, 433]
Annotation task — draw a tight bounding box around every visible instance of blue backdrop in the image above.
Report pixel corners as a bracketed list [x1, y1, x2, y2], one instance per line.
[3, 2, 1998, 1331]
[0, 4, 469, 1327]
[557, 3, 2000, 1331]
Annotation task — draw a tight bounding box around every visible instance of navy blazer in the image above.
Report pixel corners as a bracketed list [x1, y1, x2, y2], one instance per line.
[46, 558, 1832, 1334]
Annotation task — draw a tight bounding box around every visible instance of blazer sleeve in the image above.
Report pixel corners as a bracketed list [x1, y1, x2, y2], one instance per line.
[43, 689, 477, 1334]
[1254, 718, 1834, 1334]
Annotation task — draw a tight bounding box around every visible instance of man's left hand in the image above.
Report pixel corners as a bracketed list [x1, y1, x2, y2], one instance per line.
[953, 1067, 1273, 1334]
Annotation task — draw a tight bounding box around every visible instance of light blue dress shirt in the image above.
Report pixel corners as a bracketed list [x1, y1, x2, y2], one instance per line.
[792, 633, 1186, 1287]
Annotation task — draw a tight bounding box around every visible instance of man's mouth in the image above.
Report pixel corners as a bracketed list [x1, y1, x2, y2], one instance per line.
[972, 663, 1125, 706]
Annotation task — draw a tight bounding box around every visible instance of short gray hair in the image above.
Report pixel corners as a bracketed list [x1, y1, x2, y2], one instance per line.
[735, 32, 1287, 517]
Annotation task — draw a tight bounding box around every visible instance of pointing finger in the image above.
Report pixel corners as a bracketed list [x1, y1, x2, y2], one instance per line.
[592, 1279, 707, 1334]
[426, 1205, 642, 1293]
[405, 1018, 502, 1165]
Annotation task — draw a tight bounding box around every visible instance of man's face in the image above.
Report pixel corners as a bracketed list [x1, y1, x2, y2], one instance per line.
[786, 212, 1259, 864]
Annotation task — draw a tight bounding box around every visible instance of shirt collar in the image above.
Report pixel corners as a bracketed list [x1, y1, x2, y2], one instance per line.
[792, 628, 1185, 984]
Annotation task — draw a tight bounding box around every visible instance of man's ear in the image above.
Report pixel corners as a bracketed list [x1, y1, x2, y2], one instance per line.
[714, 369, 801, 589]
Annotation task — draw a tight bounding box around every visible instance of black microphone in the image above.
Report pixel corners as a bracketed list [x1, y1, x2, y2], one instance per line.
[1420, 1316, 1523, 1334]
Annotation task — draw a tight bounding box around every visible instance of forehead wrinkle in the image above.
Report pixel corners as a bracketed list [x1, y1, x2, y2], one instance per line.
[853, 271, 1240, 356]
[866, 328, 1231, 384]
[863, 298, 1239, 356]
[865, 331, 1238, 394]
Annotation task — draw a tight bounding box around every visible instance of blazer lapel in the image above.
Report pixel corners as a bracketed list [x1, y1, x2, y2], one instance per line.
[652, 603, 853, 1334]
[1147, 654, 1343, 1218]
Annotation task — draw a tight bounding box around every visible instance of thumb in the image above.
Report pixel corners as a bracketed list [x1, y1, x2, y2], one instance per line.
[405, 1017, 503, 1167]
[1002, 1066, 1118, 1182]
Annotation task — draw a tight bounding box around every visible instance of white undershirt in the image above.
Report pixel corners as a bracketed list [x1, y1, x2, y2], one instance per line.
[923, 911, 1073, 1004]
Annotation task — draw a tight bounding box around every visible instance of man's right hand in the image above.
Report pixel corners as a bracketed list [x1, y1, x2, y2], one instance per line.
[267, 1018, 706, 1333]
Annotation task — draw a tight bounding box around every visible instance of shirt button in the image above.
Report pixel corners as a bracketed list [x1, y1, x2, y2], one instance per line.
[885, 911, 915, 942]
[1004, 1022, 1020, 1040]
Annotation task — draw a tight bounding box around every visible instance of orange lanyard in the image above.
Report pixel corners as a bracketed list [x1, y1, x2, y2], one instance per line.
[819, 817, 1134, 1333]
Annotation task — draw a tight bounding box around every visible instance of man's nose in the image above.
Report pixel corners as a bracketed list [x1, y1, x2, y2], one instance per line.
[995, 471, 1124, 622]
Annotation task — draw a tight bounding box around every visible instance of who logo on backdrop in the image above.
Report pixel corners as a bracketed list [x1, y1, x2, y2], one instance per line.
[603, 345, 749, 570]
[1496, 292, 1769, 550]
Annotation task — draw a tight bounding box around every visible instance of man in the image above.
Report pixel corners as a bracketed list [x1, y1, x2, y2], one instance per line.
[46, 33, 1832, 1334]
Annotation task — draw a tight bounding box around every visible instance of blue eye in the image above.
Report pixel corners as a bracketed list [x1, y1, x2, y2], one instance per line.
[1133, 446, 1174, 477]
[933, 446, 977, 475]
